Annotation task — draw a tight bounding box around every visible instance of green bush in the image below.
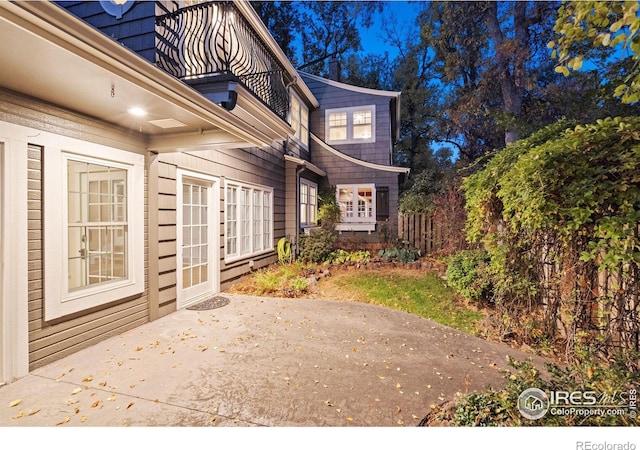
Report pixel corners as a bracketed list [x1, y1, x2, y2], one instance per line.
[325, 249, 371, 265]
[298, 228, 336, 263]
[447, 352, 639, 426]
[445, 249, 492, 302]
[377, 246, 421, 263]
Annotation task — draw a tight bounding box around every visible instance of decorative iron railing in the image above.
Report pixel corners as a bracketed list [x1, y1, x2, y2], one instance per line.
[156, 1, 290, 120]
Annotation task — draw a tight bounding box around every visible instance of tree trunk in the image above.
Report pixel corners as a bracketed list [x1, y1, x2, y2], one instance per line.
[484, 1, 529, 145]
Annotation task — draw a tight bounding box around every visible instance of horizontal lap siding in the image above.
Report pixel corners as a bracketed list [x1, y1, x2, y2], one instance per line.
[26, 143, 149, 371]
[152, 144, 285, 312]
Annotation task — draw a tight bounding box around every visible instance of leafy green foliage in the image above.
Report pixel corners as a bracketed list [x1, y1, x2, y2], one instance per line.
[378, 246, 421, 263]
[445, 249, 492, 302]
[447, 353, 639, 426]
[551, 0, 640, 103]
[462, 116, 640, 358]
[277, 237, 292, 264]
[324, 249, 370, 265]
[298, 228, 336, 264]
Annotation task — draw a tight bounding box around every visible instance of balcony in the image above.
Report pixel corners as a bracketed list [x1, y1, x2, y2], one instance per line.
[156, 1, 291, 120]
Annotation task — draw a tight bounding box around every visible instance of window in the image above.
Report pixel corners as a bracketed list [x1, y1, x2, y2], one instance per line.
[300, 179, 317, 227]
[45, 145, 144, 320]
[326, 105, 376, 144]
[67, 159, 128, 290]
[290, 94, 309, 147]
[225, 181, 273, 260]
[336, 184, 376, 231]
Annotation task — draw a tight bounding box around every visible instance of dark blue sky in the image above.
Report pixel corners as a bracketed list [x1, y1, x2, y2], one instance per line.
[359, 1, 423, 58]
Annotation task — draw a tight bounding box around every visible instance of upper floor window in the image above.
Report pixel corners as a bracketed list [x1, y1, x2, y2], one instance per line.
[290, 94, 309, 147]
[326, 105, 376, 144]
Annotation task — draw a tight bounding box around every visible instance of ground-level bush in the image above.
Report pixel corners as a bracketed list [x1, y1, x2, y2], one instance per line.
[298, 228, 336, 263]
[445, 249, 492, 302]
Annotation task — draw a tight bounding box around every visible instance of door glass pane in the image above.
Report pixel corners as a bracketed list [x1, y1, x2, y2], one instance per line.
[181, 179, 210, 290]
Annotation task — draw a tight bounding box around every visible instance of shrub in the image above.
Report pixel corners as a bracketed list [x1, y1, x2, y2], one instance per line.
[377, 245, 421, 263]
[325, 249, 370, 265]
[446, 352, 639, 426]
[445, 249, 492, 302]
[298, 228, 336, 263]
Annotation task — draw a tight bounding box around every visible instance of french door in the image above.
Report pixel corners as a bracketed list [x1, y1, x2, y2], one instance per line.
[177, 171, 219, 308]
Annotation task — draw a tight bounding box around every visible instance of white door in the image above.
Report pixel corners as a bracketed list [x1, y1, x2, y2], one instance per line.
[177, 171, 219, 308]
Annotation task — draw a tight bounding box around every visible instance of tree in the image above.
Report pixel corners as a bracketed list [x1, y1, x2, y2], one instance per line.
[419, 1, 559, 152]
[296, 1, 383, 76]
[251, 1, 301, 64]
[551, 0, 640, 103]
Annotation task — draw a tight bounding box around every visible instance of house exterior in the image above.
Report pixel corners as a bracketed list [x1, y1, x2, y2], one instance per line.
[299, 69, 409, 250]
[0, 0, 405, 385]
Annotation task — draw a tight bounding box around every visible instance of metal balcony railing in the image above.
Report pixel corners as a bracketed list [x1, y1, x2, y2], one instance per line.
[156, 1, 290, 120]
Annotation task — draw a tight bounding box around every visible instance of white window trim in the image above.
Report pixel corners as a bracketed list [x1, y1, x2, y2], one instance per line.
[224, 179, 274, 263]
[336, 183, 376, 232]
[325, 105, 376, 144]
[299, 178, 317, 228]
[44, 138, 144, 320]
[290, 93, 309, 148]
[176, 169, 220, 309]
[0, 132, 29, 381]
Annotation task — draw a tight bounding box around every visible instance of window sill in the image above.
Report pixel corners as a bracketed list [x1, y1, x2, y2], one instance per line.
[336, 223, 376, 232]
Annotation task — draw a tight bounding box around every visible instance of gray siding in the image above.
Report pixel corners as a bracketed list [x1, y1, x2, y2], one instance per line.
[1, 89, 150, 370]
[298, 73, 402, 242]
[56, 1, 157, 63]
[150, 143, 286, 317]
[300, 73, 394, 166]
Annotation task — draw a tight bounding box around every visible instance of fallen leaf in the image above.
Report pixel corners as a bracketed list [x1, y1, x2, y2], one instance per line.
[210, 416, 216, 423]
[396, 383, 402, 389]
[28, 409, 41, 416]
[135, 346, 143, 351]
[82, 375, 93, 382]
[8, 399, 22, 408]
[74, 407, 80, 414]
[412, 414, 420, 420]
[396, 406, 401, 413]
[12, 410, 25, 419]
[99, 381, 107, 387]
[56, 416, 71, 426]
[346, 417, 353, 421]
[91, 401, 101, 408]
[126, 402, 134, 409]
[107, 394, 116, 402]
[80, 416, 87, 423]
[71, 387, 82, 395]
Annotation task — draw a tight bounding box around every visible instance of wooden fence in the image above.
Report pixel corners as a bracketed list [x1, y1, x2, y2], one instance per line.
[398, 213, 467, 255]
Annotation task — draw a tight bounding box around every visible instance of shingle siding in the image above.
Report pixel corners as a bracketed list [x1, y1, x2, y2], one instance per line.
[56, 1, 157, 63]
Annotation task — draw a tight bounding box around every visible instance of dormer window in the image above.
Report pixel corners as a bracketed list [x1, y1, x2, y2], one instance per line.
[326, 105, 376, 144]
[290, 94, 309, 147]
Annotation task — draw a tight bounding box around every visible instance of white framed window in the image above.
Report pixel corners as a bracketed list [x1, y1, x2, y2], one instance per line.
[44, 142, 144, 320]
[225, 180, 273, 261]
[290, 94, 309, 147]
[336, 184, 376, 231]
[326, 105, 376, 144]
[300, 178, 317, 227]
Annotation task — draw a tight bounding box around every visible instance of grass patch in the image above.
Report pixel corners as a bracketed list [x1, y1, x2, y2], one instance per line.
[330, 270, 483, 334]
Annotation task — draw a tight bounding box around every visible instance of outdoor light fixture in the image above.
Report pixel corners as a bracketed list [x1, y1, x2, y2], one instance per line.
[128, 107, 147, 117]
[100, 0, 134, 19]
